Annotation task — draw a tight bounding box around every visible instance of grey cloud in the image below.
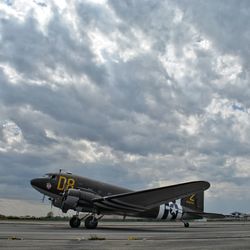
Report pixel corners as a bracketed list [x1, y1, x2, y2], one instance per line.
[108, 0, 196, 53]
[175, 0, 250, 67]
[0, 16, 48, 77]
[0, 8, 107, 85]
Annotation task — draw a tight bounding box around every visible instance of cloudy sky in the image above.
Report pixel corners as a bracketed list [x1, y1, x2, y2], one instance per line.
[0, 0, 250, 216]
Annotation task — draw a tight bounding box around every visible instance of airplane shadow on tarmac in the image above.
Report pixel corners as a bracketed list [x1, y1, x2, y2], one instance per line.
[51, 225, 201, 233]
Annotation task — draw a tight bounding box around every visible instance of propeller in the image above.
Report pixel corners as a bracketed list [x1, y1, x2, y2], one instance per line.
[42, 194, 45, 203]
[48, 197, 54, 210]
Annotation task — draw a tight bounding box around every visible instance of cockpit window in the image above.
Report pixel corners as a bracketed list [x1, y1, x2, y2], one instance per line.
[44, 174, 56, 180]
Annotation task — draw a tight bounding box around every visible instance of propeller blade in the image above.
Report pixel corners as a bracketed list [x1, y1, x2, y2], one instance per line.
[48, 197, 54, 209]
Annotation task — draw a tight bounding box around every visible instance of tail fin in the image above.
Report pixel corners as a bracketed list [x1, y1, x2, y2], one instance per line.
[181, 191, 204, 212]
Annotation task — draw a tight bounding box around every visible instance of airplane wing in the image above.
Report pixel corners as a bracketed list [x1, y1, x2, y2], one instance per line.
[93, 181, 210, 212]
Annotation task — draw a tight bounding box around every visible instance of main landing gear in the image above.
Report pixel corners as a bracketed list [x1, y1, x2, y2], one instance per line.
[84, 215, 98, 229]
[69, 213, 102, 229]
[69, 215, 81, 228]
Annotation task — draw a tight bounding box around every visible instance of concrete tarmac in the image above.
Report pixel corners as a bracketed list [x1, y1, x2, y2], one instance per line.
[1, 220, 250, 249]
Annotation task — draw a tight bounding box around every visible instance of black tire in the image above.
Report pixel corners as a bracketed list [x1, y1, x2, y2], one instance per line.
[184, 222, 190, 228]
[85, 216, 98, 229]
[70, 216, 81, 228]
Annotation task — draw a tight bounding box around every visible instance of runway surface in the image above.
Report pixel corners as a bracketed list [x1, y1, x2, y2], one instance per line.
[1, 220, 250, 249]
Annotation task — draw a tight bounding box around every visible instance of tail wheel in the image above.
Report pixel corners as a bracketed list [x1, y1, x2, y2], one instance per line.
[70, 215, 81, 228]
[85, 215, 98, 229]
[184, 222, 190, 228]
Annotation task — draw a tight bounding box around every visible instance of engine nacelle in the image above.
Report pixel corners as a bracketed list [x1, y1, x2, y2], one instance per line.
[61, 189, 101, 213]
[67, 189, 101, 201]
[52, 197, 63, 208]
[156, 202, 183, 220]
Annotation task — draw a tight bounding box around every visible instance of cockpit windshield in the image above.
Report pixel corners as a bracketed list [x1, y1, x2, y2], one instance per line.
[44, 173, 57, 180]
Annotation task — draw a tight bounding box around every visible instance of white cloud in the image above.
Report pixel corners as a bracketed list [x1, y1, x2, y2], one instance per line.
[214, 54, 243, 83]
[179, 115, 200, 135]
[0, 120, 25, 152]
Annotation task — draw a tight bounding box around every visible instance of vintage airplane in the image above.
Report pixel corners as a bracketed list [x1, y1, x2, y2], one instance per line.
[30, 171, 224, 229]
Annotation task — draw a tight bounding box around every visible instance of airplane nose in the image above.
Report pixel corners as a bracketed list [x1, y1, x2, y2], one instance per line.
[30, 178, 40, 187]
[30, 178, 36, 187]
[30, 177, 51, 191]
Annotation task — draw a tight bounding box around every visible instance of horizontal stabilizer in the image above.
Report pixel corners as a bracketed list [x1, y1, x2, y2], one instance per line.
[93, 181, 210, 211]
[187, 211, 225, 219]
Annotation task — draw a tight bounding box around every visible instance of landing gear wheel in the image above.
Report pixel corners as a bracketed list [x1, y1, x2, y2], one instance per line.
[70, 216, 81, 228]
[184, 222, 189, 228]
[85, 215, 98, 229]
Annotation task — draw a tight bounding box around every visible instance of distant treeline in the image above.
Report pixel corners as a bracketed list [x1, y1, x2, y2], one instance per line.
[0, 213, 151, 222]
[0, 213, 70, 221]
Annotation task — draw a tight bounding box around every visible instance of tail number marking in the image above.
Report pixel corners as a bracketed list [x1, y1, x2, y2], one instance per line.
[186, 194, 196, 205]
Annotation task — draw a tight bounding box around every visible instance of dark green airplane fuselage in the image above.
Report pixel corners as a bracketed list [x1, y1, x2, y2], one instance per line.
[31, 172, 201, 220]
